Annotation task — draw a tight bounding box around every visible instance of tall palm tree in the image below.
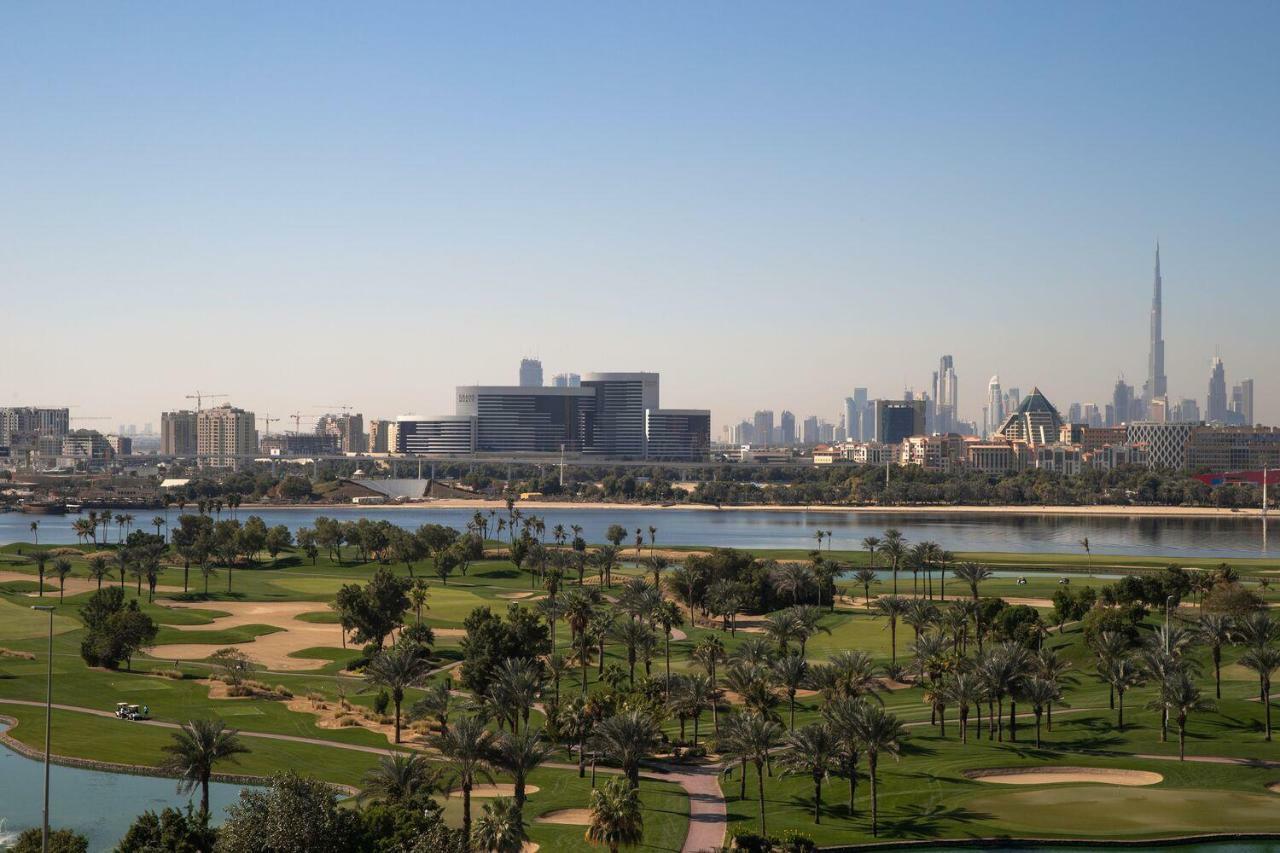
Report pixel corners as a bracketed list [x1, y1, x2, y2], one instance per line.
[1148, 669, 1215, 760]
[777, 722, 840, 824]
[495, 728, 554, 810]
[1101, 655, 1144, 730]
[872, 595, 908, 667]
[853, 567, 879, 606]
[87, 555, 111, 591]
[409, 579, 430, 626]
[359, 752, 446, 805]
[1197, 614, 1234, 699]
[1239, 646, 1280, 741]
[363, 643, 433, 743]
[772, 653, 809, 730]
[852, 702, 907, 837]
[28, 551, 49, 597]
[52, 558, 72, 601]
[952, 562, 993, 600]
[410, 680, 452, 736]
[585, 776, 644, 853]
[739, 711, 783, 836]
[589, 711, 659, 788]
[938, 671, 984, 744]
[473, 796, 527, 853]
[655, 600, 683, 697]
[691, 635, 726, 735]
[161, 718, 249, 816]
[433, 715, 497, 847]
[28, 520, 38, 546]
[1021, 677, 1064, 748]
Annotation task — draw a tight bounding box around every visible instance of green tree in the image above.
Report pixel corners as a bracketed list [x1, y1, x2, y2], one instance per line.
[431, 715, 497, 848]
[852, 702, 907, 837]
[8, 827, 88, 853]
[117, 804, 217, 853]
[363, 643, 433, 743]
[359, 752, 447, 807]
[585, 776, 644, 853]
[589, 710, 660, 789]
[52, 557, 73, 601]
[777, 722, 840, 823]
[217, 772, 364, 853]
[473, 796, 528, 853]
[161, 717, 250, 816]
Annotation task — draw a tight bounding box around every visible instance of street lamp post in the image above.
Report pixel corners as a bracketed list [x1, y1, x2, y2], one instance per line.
[31, 604, 55, 853]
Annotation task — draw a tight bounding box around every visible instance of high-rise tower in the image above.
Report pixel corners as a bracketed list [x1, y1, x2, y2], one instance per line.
[1144, 243, 1167, 404]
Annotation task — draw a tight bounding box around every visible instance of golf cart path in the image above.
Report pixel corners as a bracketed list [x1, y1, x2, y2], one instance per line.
[0, 697, 725, 852]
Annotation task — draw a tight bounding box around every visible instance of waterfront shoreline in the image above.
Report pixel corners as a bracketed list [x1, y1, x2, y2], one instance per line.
[237, 499, 1273, 520]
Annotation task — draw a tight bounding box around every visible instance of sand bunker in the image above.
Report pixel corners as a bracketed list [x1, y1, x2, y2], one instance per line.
[536, 808, 591, 825]
[498, 591, 537, 599]
[668, 628, 687, 641]
[967, 767, 1163, 786]
[1268, 782, 1280, 794]
[450, 783, 540, 798]
[149, 600, 346, 671]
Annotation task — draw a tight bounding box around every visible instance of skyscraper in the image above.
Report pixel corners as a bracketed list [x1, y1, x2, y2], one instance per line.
[519, 358, 543, 387]
[753, 410, 774, 446]
[986, 375, 1004, 437]
[1144, 243, 1167, 405]
[933, 355, 958, 433]
[779, 411, 796, 445]
[1232, 379, 1255, 425]
[1112, 379, 1135, 426]
[1207, 356, 1228, 422]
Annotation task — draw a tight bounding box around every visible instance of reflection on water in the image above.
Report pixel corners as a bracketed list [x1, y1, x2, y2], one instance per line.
[0, 505, 1271, 559]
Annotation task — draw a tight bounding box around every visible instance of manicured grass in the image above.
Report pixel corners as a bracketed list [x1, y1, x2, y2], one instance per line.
[0, 597, 80, 640]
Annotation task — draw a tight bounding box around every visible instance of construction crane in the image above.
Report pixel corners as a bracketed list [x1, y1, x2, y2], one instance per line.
[259, 413, 280, 437]
[185, 391, 228, 414]
[290, 412, 319, 435]
[314, 404, 352, 418]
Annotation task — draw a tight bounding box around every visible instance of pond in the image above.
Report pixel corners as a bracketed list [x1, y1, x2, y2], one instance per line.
[0, 728, 252, 852]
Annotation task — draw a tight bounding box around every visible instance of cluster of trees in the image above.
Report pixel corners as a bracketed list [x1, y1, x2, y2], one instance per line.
[170, 514, 292, 594]
[297, 518, 480, 581]
[79, 586, 158, 669]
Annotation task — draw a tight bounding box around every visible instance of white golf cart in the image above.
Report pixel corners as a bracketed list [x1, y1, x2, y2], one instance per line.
[114, 702, 150, 721]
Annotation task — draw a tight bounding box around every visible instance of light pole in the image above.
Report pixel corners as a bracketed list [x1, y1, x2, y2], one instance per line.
[1165, 594, 1175, 652]
[31, 604, 55, 853]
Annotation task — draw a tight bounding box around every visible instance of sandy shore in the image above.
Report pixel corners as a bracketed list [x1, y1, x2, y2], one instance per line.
[239, 499, 1273, 520]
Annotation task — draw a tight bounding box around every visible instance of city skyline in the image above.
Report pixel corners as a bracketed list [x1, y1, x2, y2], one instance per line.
[4, 4, 1278, 429]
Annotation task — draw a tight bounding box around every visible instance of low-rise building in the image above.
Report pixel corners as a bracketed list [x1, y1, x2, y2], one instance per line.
[1185, 426, 1280, 471]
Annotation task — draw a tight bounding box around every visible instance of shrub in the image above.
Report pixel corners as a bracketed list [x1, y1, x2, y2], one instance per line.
[373, 689, 390, 716]
[274, 684, 294, 699]
[9, 827, 88, 853]
[155, 668, 186, 680]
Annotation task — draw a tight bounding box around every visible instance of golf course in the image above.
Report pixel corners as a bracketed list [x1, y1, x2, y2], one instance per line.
[3, 510, 1280, 851]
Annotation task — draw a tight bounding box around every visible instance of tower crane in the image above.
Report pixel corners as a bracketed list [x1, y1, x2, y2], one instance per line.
[259, 413, 280, 437]
[185, 391, 228, 414]
[290, 413, 319, 435]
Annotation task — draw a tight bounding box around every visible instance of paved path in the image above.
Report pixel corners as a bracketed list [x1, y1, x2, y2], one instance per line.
[0, 697, 725, 851]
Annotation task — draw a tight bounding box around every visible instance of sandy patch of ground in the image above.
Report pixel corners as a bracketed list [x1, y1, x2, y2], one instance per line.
[284, 695, 405, 744]
[1269, 782, 1280, 793]
[498, 591, 537, 599]
[149, 600, 346, 671]
[450, 783, 539, 798]
[0, 570, 183, 597]
[966, 767, 1163, 786]
[434, 628, 467, 639]
[536, 808, 591, 825]
[668, 628, 687, 641]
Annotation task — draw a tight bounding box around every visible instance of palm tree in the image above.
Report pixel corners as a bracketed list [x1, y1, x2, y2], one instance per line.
[52, 558, 72, 601]
[771, 653, 809, 730]
[359, 752, 446, 805]
[739, 711, 783, 835]
[409, 579, 430, 626]
[28, 520, 38, 546]
[153, 516, 166, 539]
[655, 600, 683, 697]
[852, 703, 907, 837]
[777, 722, 840, 824]
[1079, 536, 1092, 570]
[495, 728, 554, 810]
[853, 567, 879, 606]
[938, 672, 984, 744]
[1238, 646, 1280, 741]
[880, 530, 905, 595]
[493, 657, 543, 735]
[473, 796, 527, 853]
[585, 776, 644, 853]
[872, 595, 908, 667]
[1101, 655, 1144, 730]
[1197, 614, 1234, 699]
[410, 679, 453, 736]
[766, 608, 803, 655]
[691, 635, 726, 735]
[363, 643, 433, 743]
[28, 551, 49, 597]
[589, 711, 659, 788]
[952, 562, 992, 600]
[1021, 677, 1064, 748]
[1149, 669, 1215, 760]
[87, 555, 110, 591]
[862, 535, 880, 574]
[433, 715, 497, 847]
[161, 718, 249, 816]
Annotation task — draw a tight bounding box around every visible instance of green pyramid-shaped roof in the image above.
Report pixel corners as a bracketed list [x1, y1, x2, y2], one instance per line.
[1016, 387, 1060, 417]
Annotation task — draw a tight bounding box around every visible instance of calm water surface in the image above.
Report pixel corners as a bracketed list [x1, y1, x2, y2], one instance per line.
[2, 505, 1273, 558]
[0, 730, 250, 852]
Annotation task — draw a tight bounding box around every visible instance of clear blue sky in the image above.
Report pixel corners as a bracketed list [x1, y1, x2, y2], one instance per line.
[3, 2, 1277, 431]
